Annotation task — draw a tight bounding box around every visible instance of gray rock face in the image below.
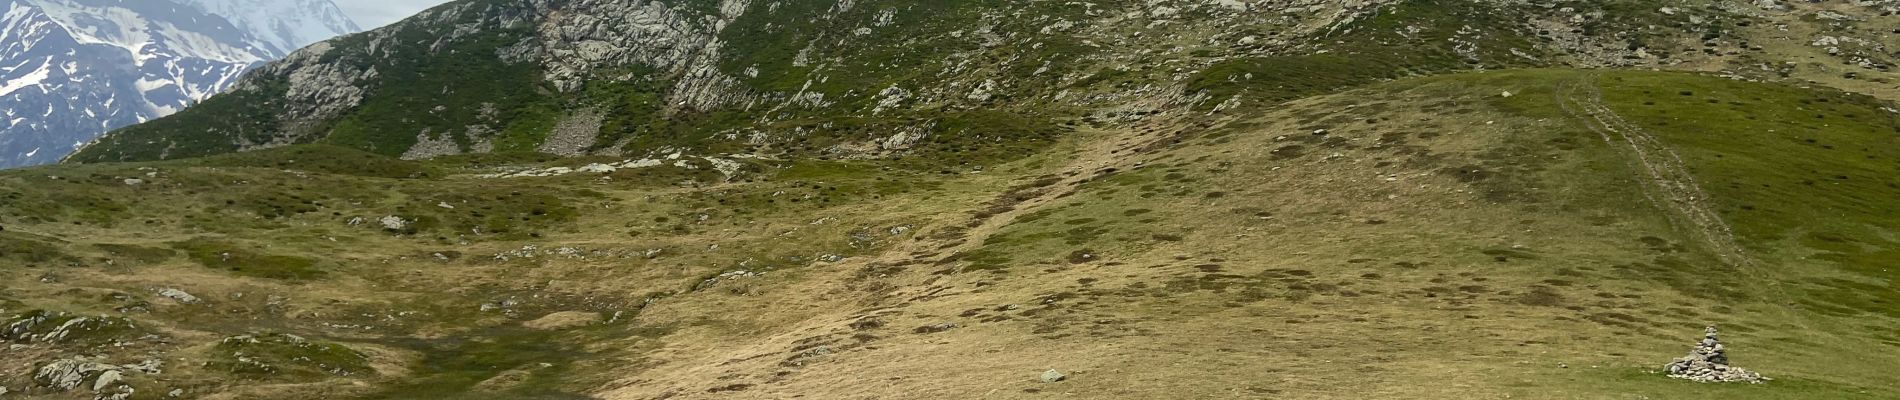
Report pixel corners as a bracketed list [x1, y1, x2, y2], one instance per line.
[33, 358, 114, 391]
[1664, 326, 1768, 383]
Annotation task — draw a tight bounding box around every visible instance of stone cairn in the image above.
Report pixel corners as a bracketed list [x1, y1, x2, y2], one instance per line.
[1663, 326, 1768, 383]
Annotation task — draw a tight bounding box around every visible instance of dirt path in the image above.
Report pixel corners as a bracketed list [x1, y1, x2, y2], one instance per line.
[1556, 74, 1752, 267]
[1554, 73, 1835, 338]
[855, 115, 1199, 302]
[595, 115, 1203, 399]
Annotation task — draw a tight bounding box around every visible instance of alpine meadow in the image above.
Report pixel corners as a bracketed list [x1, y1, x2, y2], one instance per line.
[5, 0, 1900, 399]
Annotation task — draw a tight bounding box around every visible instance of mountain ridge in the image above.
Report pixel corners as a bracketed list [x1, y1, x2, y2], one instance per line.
[70, 0, 1900, 166]
[0, 0, 360, 168]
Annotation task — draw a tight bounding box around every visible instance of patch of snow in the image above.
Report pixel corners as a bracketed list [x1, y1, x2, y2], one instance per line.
[0, 61, 50, 96]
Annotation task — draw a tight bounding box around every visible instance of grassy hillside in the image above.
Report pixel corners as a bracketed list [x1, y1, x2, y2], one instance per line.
[6, 69, 1899, 398]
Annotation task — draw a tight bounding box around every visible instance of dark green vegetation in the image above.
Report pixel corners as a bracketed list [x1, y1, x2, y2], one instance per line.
[1595, 72, 1900, 320]
[173, 237, 326, 280]
[0, 231, 70, 264]
[321, 2, 554, 155]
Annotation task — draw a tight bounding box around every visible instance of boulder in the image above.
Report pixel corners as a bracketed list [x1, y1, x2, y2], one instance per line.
[379, 216, 409, 231]
[1040, 369, 1067, 383]
[92, 370, 124, 391]
[157, 288, 201, 304]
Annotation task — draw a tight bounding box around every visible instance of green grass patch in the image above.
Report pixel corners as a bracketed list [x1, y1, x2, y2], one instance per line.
[1596, 71, 1900, 317]
[192, 145, 437, 179]
[0, 232, 69, 264]
[172, 237, 325, 280]
[94, 243, 176, 264]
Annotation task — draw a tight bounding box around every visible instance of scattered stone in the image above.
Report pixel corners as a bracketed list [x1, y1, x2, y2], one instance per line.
[1664, 326, 1768, 383]
[122, 178, 143, 186]
[92, 370, 124, 391]
[1040, 369, 1067, 383]
[695, 270, 763, 290]
[379, 216, 409, 231]
[168, 389, 184, 397]
[156, 288, 200, 304]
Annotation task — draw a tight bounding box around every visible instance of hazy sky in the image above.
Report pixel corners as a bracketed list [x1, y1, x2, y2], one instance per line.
[333, 0, 452, 28]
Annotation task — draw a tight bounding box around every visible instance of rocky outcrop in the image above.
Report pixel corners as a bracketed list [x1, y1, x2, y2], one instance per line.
[1664, 326, 1768, 383]
[32, 357, 158, 395]
[34, 358, 114, 391]
[3, 311, 137, 344]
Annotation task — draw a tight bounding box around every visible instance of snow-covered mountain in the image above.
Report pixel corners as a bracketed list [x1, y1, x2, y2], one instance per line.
[185, 0, 360, 56]
[0, 0, 359, 168]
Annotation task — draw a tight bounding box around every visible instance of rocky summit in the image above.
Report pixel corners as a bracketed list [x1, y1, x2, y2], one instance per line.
[4, 0, 1900, 399]
[0, 0, 361, 168]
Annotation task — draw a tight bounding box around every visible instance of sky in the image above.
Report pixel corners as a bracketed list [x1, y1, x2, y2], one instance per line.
[332, 0, 452, 28]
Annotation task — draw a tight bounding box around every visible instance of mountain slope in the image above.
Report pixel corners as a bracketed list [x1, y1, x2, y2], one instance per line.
[69, 0, 1900, 165]
[0, 0, 359, 168]
[6, 70, 1900, 399]
[7, 0, 1900, 399]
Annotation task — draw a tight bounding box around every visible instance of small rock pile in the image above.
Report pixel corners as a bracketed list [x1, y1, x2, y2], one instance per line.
[1663, 326, 1768, 383]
